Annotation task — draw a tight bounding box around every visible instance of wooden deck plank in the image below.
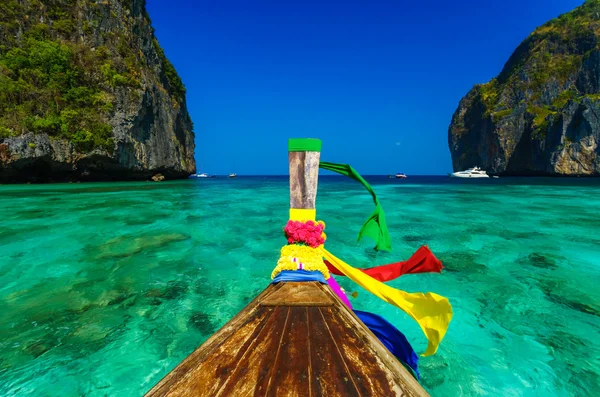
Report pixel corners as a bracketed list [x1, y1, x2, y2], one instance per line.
[216, 306, 291, 397]
[249, 306, 291, 396]
[322, 305, 396, 396]
[260, 282, 334, 307]
[307, 307, 361, 397]
[264, 307, 312, 397]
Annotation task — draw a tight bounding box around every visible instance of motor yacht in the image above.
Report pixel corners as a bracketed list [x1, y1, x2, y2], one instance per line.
[450, 167, 489, 178]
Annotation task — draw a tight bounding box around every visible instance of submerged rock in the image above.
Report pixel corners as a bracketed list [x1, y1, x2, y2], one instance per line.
[449, 1, 600, 176]
[0, 0, 195, 182]
[519, 252, 561, 270]
[188, 312, 216, 334]
[94, 233, 189, 259]
[23, 340, 52, 359]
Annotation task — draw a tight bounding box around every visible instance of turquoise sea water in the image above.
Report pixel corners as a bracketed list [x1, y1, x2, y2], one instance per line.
[1, 176, 599, 396]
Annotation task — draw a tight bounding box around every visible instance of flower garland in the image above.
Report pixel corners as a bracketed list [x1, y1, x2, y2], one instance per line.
[283, 220, 326, 247]
[271, 220, 330, 279]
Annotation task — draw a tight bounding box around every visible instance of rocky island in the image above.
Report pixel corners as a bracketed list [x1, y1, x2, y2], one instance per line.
[0, 0, 195, 182]
[449, 0, 600, 176]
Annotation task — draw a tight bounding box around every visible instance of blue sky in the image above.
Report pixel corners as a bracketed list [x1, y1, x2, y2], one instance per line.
[147, 0, 584, 175]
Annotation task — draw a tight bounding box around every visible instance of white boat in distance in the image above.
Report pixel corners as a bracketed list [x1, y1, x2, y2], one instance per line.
[196, 173, 211, 178]
[228, 173, 237, 178]
[450, 167, 490, 178]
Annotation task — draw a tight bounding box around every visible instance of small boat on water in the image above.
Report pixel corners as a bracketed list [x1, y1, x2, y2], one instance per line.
[228, 173, 237, 178]
[450, 166, 489, 178]
[396, 173, 407, 179]
[145, 138, 452, 396]
[196, 173, 211, 178]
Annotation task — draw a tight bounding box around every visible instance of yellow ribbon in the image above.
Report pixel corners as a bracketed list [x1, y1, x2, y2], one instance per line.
[289, 208, 316, 221]
[321, 248, 453, 356]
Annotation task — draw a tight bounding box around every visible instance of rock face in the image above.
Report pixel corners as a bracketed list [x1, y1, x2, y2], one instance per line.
[151, 173, 165, 182]
[0, 0, 195, 182]
[449, 0, 600, 176]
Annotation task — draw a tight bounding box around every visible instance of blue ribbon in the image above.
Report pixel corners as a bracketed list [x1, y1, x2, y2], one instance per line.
[354, 310, 420, 379]
[272, 270, 327, 284]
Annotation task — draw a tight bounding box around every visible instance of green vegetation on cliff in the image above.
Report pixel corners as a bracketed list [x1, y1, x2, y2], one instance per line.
[474, 0, 600, 137]
[0, 0, 186, 152]
[449, 0, 600, 176]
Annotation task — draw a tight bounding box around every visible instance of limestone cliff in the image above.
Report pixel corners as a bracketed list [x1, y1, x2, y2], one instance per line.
[449, 0, 600, 176]
[0, 0, 195, 182]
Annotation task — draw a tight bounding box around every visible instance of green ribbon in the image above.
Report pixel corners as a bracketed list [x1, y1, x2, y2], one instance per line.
[319, 161, 392, 252]
[288, 138, 322, 152]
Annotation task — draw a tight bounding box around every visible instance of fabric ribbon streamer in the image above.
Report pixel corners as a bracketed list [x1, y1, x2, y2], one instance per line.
[289, 208, 316, 222]
[319, 161, 391, 252]
[326, 274, 353, 309]
[322, 248, 452, 356]
[325, 245, 443, 282]
[272, 270, 327, 284]
[354, 310, 420, 379]
[327, 274, 420, 378]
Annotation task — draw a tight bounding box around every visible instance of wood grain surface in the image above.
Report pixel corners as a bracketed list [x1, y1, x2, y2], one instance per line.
[144, 282, 429, 397]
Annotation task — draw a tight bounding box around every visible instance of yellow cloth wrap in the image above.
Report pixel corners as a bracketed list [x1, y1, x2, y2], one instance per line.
[321, 248, 452, 356]
[289, 208, 316, 221]
[272, 244, 330, 280]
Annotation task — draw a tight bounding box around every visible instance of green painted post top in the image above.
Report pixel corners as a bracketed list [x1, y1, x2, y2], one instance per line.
[288, 138, 322, 152]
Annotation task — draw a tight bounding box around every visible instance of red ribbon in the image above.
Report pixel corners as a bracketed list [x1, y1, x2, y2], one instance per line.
[325, 245, 443, 282]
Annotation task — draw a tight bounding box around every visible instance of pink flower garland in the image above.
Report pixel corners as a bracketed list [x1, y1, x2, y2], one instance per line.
[284, 220, 326, 248]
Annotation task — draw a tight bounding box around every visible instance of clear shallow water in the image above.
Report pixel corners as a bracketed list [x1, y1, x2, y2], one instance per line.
[0, 176, 599, 396]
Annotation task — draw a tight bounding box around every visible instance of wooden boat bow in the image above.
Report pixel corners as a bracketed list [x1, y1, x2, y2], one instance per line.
[144, 139, 431, 396]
